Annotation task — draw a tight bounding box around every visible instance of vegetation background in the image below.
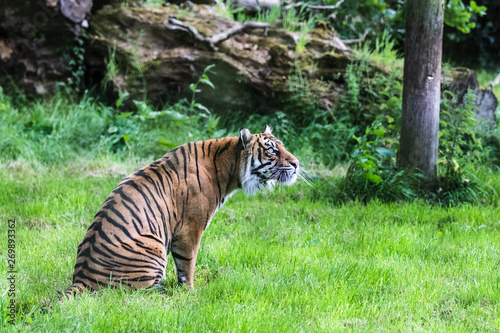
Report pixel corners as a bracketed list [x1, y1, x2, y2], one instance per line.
[1, 0, 499, 331]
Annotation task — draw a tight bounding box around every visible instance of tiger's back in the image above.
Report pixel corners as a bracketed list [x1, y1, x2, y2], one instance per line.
[65, 127, 298, 298]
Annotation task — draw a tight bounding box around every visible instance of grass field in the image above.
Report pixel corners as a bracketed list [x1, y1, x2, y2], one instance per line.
[1, 157, 499, 332]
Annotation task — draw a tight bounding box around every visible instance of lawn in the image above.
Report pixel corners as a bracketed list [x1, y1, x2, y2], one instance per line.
[1, 158, 499, 332]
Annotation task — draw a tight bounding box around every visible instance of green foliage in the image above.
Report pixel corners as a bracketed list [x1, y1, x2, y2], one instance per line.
[435, 89, 495, 206]
[444, 0, 487, 33]
[65, 35, 86, 93]
[438, 89, 483, 178]
[103, 46, 118, 92]
[443, 0, 500, 70]
[234, 3, 310, 32]
[339, 60, 403, 127]
[329, 0, 395, 42]
[188, 64, 216, 116]
[0, 65, 223, 163]
[340, 85, 499, 206]
[343, 115, 421, 202]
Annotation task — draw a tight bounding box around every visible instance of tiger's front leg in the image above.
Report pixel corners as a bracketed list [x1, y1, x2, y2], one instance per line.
[170, 230, 203, 289]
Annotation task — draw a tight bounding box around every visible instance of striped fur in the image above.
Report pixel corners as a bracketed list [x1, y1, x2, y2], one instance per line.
[64, 126, 299, 299]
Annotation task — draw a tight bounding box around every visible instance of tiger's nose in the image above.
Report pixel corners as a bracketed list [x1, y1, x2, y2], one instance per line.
[289, 159, 299, 169]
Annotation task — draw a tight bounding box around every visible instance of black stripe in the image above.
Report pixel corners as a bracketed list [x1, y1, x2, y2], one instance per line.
[202, 140, 206, 158]
[179, 146, 188, 184]
[143, 208, 158, 236]
[252, 162, 272, 174]
[150, 167, 165, 190]
[213, 146, 222, 202]
[110, 206, 129, 225]
[161, 165, 173, 184]
[194, 142, 202, 191]
[99, 210, 141, 245]
[122, 180, 156, 219]
[165, 160, 180, 182]
[208, 141, 212, 156]
[122, 200, 144, 230]
[97, 228, 117, 248]
[77, 233, 96, 249]
[113, 187, 140, 212]
[171, 251, 193, 261]
[218, 141, 232, 156]
[172, 147, 180, 165]
[100, 240, 165, 267]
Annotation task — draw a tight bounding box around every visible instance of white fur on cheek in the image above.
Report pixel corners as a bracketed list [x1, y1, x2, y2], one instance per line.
[240, 154, 273, 195]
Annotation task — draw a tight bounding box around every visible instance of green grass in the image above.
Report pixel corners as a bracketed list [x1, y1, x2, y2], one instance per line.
[1, 158, 499, 332]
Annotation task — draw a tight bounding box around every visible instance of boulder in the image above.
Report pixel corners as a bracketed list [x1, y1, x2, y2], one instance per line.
[86, 4, 352, 112]
[444, 67, 498, 125]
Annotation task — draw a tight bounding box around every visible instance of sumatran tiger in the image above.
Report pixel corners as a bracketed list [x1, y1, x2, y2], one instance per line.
[64, 126, 299, 299]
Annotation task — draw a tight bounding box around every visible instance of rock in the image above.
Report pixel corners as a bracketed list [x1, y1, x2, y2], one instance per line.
[476, 87, 498, 124]
[86, 4, 352, 112]
[232, 0, 282, 15]
[60, 0, 93, 24]
[444, 67, 498, 125]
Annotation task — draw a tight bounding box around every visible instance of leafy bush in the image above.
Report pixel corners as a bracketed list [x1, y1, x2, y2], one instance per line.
[0, 67, 223, 164]
[343, 115, 422, 202]
[342, 88, 499, 206]
[434, 89, 495, 206]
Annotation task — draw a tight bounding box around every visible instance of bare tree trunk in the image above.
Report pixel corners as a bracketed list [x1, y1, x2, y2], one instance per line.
[399, 0, 444, 179]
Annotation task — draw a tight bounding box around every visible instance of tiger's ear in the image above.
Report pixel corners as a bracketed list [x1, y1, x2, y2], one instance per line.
[240, 128, 252, 148]
[264, 125, 272, 135]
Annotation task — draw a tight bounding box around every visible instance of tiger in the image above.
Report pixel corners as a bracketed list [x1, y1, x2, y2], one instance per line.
[64, 125, 299, 299]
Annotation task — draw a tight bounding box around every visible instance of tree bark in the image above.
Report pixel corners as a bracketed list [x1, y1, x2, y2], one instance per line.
[399, 0, 444, 179]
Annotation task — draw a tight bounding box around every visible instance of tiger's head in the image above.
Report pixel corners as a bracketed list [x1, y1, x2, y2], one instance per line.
[239, 125, 299, 195]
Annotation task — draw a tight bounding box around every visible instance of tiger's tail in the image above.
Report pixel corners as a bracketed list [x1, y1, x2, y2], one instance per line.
[61, 283, 92, 302]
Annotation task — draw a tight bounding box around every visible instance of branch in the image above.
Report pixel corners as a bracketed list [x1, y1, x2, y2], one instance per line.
[164, 18, 217, 50]
[284, 0, 345, 11]
[342, 29, 370, 44]
[208, 21, 269, 45]
[164, 18, 269, 51]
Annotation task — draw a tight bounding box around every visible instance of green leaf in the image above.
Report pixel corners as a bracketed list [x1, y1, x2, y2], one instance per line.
[214, 129, 227, 138]
[189, 83, 197, 92]
[116, 112, 133, 119]
[199, 78, 215, 89]
[123, 134, 130, 141]
[373, 129, 386, 137]
[470, 1, 487, 16]
[158, 137, 179, 149]
[159, 110, 191, 126]
[356, 162, 375, 171]
[203, 64, 216, 73]
[376, 147, 396, 158]
[363, 172, 382, 184]
[387, 96, 400, 108]
[193, 103, 211, 114]
[365, 159, 378, 169]
[108, 126, 118, 134]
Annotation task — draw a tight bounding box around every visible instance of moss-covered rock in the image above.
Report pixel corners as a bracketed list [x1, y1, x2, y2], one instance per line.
[86, 3, 353, 113]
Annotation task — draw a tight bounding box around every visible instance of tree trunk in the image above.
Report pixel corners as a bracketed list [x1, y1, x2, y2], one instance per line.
[399, 0, 444, 179]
